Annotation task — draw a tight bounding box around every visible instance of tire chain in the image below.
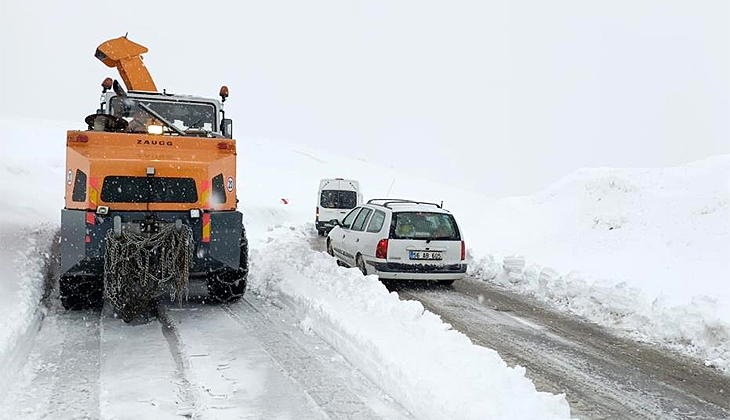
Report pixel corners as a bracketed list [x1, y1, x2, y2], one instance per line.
[103, 223, 193, 321]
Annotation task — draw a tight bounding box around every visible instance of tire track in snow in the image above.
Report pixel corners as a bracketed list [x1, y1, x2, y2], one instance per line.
[99, 302, 196, 419]
[160, 295, 329, 420]
[0, 309, 101, 420]
[397, 287, 663, 420]
[4, 284, 408, 419]
[156, 304, 201, 418]
[221, 295, 411, 419]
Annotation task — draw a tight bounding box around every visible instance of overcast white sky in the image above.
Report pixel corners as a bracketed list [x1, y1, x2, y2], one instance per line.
[1, 0, 728, 196]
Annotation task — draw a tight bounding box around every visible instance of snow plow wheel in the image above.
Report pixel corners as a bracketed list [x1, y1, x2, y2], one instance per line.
[59, 275, 103, 310]
[207, 227, 249, 303]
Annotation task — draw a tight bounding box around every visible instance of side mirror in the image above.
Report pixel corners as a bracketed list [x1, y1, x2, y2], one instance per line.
[331, 219, 342, 227]
[112, 79, 127, 97]
[221, 118, 233, 139]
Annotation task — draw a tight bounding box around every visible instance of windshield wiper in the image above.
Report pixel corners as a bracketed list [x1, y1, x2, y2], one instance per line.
[184, 125, 224, 138]
[183, 118, 224, 138]
[138, 102, 186, 136]
[187, 118, 204, 130]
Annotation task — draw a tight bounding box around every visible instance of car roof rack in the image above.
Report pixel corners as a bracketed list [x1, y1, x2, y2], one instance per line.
[366, 198, 443, 209]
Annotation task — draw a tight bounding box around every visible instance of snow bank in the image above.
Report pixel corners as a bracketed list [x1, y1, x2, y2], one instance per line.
[470, 156, 730, 309]
[0, 116, 65, 393]
[472, 255, 730, 372]
[248, 226, 573, 420]
[468, 156, 730, 372]
[0, 225, 54, 394]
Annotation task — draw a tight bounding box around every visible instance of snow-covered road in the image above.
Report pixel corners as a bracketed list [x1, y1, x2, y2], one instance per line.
[1, 285, 411, 420]
[0, 226, 574, 420]
[3, 228, 728, 420]
[305, 237, 729, 420]
[386, 277, 730, 420]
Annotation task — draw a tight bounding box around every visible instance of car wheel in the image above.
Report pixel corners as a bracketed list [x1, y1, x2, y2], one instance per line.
[327, 239, 334, 256]
[438, 280, 455, 286]
[356, 255, 367, 276]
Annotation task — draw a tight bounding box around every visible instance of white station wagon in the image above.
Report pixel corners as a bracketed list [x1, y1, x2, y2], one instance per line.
[327, 199, 466, 284]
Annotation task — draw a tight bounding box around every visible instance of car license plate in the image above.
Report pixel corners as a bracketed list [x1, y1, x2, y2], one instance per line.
[409, 251, 443, 260]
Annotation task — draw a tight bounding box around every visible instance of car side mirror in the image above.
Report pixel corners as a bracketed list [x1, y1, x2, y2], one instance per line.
[331, 219, 341, 227]
[221, 118, 233, 139]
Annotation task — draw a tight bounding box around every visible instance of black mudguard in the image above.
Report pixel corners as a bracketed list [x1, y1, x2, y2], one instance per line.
[60, 209, 87, 275]
[209, 211, 243, 270]
[60, 209, 243, 277]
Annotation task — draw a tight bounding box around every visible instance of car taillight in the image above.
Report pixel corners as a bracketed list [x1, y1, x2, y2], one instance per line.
[376, 239, 388, 259]
[316, 206, 319, 220]
[460, 240, 466, 261]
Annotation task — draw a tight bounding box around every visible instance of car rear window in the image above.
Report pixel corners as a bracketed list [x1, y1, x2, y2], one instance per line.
[389, 212, 461, 240]
[101, 176, 198, 203]
[320, 190, 357, 209]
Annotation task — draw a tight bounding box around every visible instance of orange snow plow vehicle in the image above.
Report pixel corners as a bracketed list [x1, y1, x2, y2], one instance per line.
[60, 36, 247, 320]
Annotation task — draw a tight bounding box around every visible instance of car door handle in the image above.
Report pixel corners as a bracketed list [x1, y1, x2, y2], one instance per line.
[342, 235, 345, 239]
[356, 238, 359, 243]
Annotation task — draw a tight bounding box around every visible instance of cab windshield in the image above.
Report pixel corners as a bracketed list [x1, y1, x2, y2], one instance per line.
[110, 96, 216, 135]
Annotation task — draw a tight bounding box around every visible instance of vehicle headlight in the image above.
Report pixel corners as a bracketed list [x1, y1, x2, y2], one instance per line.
[147, 125, 163, 135]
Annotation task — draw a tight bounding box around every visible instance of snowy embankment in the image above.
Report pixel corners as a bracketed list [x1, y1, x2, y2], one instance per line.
[0, 226, 54, 397]
[467, 157, 730, 372]
[0, 116, 66, 395]
[249, 226, 572, 420]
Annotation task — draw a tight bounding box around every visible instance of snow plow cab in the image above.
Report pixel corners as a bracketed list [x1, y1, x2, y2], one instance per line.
[60, 36, 247, 320]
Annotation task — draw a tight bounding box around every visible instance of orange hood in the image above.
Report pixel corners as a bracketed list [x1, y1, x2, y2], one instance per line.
[64, 130, 237, 212]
